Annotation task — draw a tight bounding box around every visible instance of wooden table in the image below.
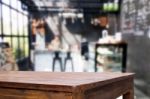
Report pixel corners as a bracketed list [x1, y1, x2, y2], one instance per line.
[0, 72, 134, 99]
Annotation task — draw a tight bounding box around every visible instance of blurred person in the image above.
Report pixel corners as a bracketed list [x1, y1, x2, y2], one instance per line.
[48, 35, 60, 51]
[34, 19, 46, 50]
[81, 38, 89, 61]
[81, 38, 89, 72]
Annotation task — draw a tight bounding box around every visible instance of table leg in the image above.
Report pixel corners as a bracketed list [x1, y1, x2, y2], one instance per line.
[123, 90, 134, 99]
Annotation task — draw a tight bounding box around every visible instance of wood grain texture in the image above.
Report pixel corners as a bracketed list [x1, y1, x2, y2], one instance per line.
[0, 87, 73, 99]
[0, 72, 134, 99]
[85, 78, 134, 99]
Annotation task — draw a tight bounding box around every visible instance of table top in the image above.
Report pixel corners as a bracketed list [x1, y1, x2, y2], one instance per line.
[0, 72, 134, 92]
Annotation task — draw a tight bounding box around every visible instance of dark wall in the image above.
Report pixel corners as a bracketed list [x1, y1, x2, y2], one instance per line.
[121, 0, 150, 96]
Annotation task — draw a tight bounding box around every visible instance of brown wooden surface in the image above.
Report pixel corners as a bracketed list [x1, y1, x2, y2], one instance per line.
[0, 87, 73, 99]
[85, 77, 134, 99]
[0, 72, 134, 99]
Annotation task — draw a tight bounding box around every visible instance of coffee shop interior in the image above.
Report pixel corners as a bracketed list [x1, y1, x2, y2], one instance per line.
[0, 0, 150, 98]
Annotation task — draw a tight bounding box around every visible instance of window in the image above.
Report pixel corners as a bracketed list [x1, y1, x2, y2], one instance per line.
[19, 37, 25, 57]
[3, 37, 12, 47]
[25, 38, 29, 57]
[0, 0, 29, 60]
[23, 16, 28, 36]
[17, 0, 22, 12]
[10, 0, 17, 9]
[0, 19, 1, 35]
[12, 37, 19, 59]
[24, 10, 28, 15]
[2, 0, 10, 5]
[18, 13, 23, 36]
[11, 10, 18, 35]
[0, 4, 2, 35]
[2, 5, 11, 35]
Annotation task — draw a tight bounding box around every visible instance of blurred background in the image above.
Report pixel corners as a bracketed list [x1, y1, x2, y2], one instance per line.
[0, 0, 150, 98]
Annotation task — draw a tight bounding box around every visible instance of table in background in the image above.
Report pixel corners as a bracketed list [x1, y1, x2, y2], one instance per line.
[0, 72, 134, 99]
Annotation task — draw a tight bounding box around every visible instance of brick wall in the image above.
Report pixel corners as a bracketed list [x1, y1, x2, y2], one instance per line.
[121, 0, 150, 96]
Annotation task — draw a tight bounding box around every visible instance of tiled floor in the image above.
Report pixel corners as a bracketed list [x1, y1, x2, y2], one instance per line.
[134, 87, 149, 99]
